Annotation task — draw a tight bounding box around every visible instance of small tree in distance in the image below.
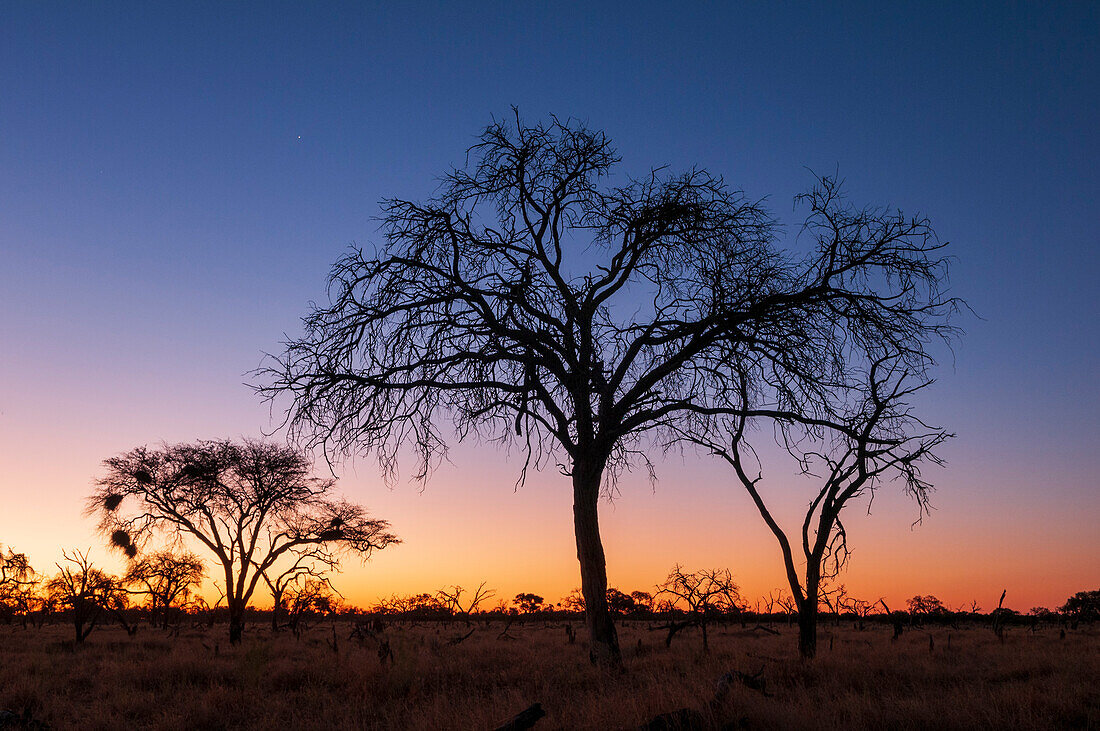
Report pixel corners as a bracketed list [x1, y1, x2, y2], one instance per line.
[630, 591, 654, 614]
[513, 593, 545, 614]
[46, 549, 118, 643]
[261, 546, 337, 632]
[907, 595, 948, 621]
[437, 582, 495, 625]
[124, 549, 204, 629]
[0, 546, 36, 622]
[655, 565, 741, 651]
[89, 438, 399, 644]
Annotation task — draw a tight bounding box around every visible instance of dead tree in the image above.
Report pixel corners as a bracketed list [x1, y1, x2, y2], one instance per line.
[89, 438, 398, 644]
[494, 703, 545, 731]
[992, 589, 1008, 641]
[843, 595, 878, 630]
[436, 582, 495, 626]
[257, 114, 958, 666]
[654, 565, 741, 651]
[880, 599, 905, 639]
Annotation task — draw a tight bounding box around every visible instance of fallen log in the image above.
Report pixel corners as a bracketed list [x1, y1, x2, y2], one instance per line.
[493, 702, 545, 731]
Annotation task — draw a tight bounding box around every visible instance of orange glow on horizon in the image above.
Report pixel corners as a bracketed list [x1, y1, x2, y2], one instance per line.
[3, 429, 1094, 617]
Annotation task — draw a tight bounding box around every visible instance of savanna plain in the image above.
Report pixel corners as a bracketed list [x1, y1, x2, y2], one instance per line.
[1, 619, 1096, 730]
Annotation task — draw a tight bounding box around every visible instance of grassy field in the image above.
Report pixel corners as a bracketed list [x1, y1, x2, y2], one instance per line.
[0, 619, 1096, 730]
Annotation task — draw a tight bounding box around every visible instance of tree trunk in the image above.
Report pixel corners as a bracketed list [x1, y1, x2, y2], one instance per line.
[798, 596, 818, 659]
[572, 459, 621, 667]
[229, 600, 245, 644]
[271, 591, 283, 632]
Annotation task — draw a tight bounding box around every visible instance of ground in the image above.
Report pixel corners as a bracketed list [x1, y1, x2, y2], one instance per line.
[0, 620, 1096, 729]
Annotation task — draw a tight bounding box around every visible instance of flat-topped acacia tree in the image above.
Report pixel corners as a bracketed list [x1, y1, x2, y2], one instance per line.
[256, 113, 957, 666]
[89, 439, 398, 643]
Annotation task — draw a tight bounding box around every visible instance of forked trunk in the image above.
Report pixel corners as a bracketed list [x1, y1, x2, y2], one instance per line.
[572, 459, 622, 667]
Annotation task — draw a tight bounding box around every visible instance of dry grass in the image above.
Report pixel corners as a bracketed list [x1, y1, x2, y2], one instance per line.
[0, 620, 1096, 729]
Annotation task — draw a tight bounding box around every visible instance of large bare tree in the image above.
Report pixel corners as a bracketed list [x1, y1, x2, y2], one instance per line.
[89, 439, 399, 643]
[256, 113, 957, 665]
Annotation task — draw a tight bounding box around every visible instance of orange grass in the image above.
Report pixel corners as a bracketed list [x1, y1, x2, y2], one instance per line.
[0, 620, 1097, 729]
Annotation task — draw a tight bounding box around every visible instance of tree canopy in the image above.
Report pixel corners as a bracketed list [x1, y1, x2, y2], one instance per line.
[257, 112, 959, 665]
[88, 438, 398, 643]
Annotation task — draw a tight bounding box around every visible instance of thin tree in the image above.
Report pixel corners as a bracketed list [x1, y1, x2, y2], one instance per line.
[685, 352, 952, 658]
[124, 549, 205, 629]
[256, 114, 958, 665]
[88, 438, 399, 643]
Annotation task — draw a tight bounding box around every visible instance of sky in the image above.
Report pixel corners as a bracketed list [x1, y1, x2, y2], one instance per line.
[1, 1, 1097, 613]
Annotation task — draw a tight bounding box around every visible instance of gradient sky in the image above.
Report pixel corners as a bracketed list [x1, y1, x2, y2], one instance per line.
[1, 2, 1097, 613]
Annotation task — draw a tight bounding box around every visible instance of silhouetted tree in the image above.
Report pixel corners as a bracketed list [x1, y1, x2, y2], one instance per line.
[46, 550, 119, 643]
[260, 546, 336, 632]
[88, 439, 399, 643]
[0, 546, 38, 627]
[842, 594, 877, 629]
[437, 582, 495, 625]
[0, 545, 33, 593]
[655, 565, 741, 650]
[0, 546, 34, 608]
[513, 592, 545, 614]
[686, 349, 953, 658]
[907, 594, 948, 620]
[1060, 590, 1100, 623]
[124, 549, 204, 629]
[630, 591, 654, 614]
[606, 587, 639, 616]
[562, 588, 586, 614]
[257, 114, 958, 666]
[285, 577, 340, 635]
[406, 592, 448, 619]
